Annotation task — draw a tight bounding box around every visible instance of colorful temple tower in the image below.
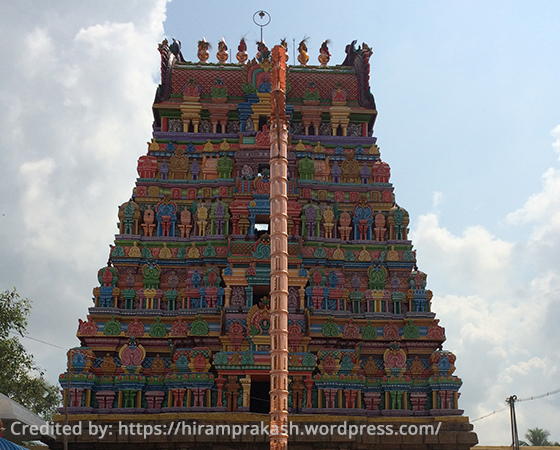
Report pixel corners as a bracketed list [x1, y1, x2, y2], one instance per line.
[57, 38, 478, 449]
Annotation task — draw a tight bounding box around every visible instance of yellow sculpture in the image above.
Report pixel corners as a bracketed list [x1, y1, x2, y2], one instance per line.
[358, 246, 372, 262]
[333, 244, 345, 260]
[219, 138, 230, 151]
[323, 207, 335, 239]
[148, 138, 159, 152]
[187, 242, 200, 259]
[159, 242, 172, 259]
[387, 245, 399, 261]
[341, 152, 360, 183]
[297, 38, 309, 66]
[197, 204, 208, 236]
[203, 140, 214, 152]
[128, 242, 141, 258]
[169, 145, 189, 179]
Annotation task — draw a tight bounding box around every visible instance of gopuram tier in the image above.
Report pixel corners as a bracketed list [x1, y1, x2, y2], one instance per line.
[57, 38, 477, 450]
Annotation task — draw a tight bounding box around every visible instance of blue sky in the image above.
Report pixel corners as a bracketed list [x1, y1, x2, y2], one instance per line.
[1, 0, 559, 445]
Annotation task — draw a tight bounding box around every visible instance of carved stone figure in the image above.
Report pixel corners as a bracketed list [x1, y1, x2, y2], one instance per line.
[202, 154, 219, 180]
[197, 38, 210, 63]
[297, 38, 309, 66]
[374, 211, 386, 241]
[341, 152, 360, 183]
[142, 207, 156, 237]
[314, 156, 330, 182]
[178, 208, 192, 238]
[318, 40, 331, 67]
[338, 211, 352, 241]
[196, 204, 208, 236]
[323, 207, 335, 239]
[331, 161, 341, 183]
[169, 146, 189, 179]
[216, 38, 228, 63]
[236, 37, 248, 64]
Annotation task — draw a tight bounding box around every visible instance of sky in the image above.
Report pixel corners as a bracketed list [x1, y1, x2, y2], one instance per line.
[1, 0, 559, 445]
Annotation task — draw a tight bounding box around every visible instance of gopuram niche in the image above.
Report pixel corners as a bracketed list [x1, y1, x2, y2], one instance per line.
[54, 37, 478, 450]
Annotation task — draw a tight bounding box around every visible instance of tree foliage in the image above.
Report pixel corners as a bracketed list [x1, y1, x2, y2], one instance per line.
[0, 289, 60, 420]
[519, 427, 559, 446]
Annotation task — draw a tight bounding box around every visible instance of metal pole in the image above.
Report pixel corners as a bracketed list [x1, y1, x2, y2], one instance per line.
[64, 351, 70, 450]
[269, 44, 289, 450]
[512, 397, 519, 450]
[506, 395, 519, 450]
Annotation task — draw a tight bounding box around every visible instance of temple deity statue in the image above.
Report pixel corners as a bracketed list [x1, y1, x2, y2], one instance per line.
[338, 211, 352, 241]
[314, 156, 330, 182]
[341, 153, 360, 183]
[196, 204, 208, 236]
[197, 38, 210, 63]
[323, 207, 335, 239]
[236, 37, 248, 64]
[142, 207, 156, 237]
[318, 40, 331, 67]
[178, 208, 193, 238]
[374, 211, 387, 241]
[169, 145, 189, 180]
[216, 38, 228, 64]
[202, 154, 219, 180]
[297, 38, 309, 66]
[331, 161, 342, 183]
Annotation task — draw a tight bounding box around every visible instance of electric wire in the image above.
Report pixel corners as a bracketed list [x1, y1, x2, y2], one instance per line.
[471, 389, 560, 422]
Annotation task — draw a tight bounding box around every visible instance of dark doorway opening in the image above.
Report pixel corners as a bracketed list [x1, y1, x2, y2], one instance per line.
[250, 380, 270, 413]
[253, 285, 271, 308]
[258, 116, 268, 131]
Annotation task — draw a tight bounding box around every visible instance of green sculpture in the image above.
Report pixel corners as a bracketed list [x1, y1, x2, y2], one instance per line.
[368, 264, 387, 290]
[191, 314, 209, 336]
[322, 317, 339, 337]
[149, 317, 167, 338]
[298, 156, 314, 180]
[361, 321, 378, 340]
[217, 155, 233, 178]
[104, 315, 121, 336]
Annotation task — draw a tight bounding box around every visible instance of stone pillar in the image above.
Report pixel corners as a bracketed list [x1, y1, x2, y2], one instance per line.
[324, 388, 337, 408]
[69, 388, 84, 407]
[303, 377, 315, 408]
[240, 376, 251, 411]
[410, 392, 427, 412]
[298, 288, 306, 310]
[364, 392, 382, 411]
[269, 44, 289, 450]
[224, 286, 231, 307]
[96, 390, 115, 409]
[192, 387, 206, 407]
[216, 377, 226, 407]
[145, 391, 164, 410]
[170, 388, 186, 407]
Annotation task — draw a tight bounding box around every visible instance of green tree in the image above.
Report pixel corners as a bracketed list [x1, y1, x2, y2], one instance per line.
[519, 427, 557, 446]
[0, 289, 60, 420]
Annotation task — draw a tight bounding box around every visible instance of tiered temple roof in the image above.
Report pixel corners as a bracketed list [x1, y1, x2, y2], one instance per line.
[57, 37, 477, 450]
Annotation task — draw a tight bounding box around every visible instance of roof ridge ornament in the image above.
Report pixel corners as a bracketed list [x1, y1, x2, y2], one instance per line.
[252, 10, 271, 43]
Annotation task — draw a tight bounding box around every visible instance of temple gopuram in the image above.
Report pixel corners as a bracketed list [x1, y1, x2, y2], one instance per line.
[55, 37, 478, 450]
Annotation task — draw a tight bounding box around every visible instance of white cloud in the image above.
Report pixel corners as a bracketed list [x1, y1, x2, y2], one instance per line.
[409, 128, 560, 442]
[412, 213, 514, 298]
[432, 190, 443, 209]
[0, 0, 168, 393]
